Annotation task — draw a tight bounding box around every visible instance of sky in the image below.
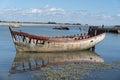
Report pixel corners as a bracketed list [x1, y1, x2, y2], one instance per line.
[0, 0, 120, 25]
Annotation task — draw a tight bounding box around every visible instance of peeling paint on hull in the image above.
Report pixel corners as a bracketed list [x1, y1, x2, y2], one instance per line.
[14, 33, 105, 52]
[9, 27, 105, 52]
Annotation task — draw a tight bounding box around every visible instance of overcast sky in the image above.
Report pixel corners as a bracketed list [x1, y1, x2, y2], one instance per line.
[0, 0, 120, 25]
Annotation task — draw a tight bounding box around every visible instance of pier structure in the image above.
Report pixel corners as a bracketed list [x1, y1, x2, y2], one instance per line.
[89, 26, 120, 34]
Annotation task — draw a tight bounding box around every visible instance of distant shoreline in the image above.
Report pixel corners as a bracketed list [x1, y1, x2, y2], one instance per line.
[0, 22, 81, 27]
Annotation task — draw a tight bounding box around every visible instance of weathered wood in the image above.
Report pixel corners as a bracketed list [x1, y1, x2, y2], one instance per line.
[9, 27, 105, 52]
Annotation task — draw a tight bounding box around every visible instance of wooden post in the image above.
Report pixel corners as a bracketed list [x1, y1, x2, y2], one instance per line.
[22, 62, 25, 70]
[91, 46, 95, 51]
[28, 61, 31, 69]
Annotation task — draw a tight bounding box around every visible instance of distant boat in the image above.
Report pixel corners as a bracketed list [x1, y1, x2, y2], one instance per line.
[117, 30, 120, 33]
[9, 51, 104, 74]
[53, 26, 69, 30]
[9, 24, 21, 28]
[9, 27, 105, 52]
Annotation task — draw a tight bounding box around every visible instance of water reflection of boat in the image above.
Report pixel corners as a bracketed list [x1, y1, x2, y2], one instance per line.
[9, 51, 104, 74]
[9, 27, 105, 52]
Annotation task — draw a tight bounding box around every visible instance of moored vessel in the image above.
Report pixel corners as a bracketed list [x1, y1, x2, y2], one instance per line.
[9, 26, 105, 52]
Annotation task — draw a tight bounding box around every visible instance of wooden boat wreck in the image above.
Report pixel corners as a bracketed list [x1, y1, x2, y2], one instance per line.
[9, 27, 105, 52]
[9, 51, 104, 74]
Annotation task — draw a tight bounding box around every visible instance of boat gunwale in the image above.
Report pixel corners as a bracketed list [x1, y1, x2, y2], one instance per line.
[9, 27, 105, 43]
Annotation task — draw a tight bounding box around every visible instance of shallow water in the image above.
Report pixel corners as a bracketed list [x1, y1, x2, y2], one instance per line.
[0, 26, 120, 80]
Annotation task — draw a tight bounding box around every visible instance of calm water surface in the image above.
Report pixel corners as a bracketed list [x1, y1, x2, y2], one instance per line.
[0, 26, 120, 80]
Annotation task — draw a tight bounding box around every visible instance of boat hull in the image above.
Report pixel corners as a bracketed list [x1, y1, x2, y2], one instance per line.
[13, 33, 105, 52]
[117, 30, 120, 33]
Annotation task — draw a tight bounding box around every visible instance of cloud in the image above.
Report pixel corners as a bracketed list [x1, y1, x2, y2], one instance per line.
[0, 6, 119, 25]
[44, 4, 49, 9]
[117, 14, 120, 17]
[102, 15, 112, 19]
[49, 8, 64, 12]
[43, 5, 65, 15]
[30, 9, 42, 14]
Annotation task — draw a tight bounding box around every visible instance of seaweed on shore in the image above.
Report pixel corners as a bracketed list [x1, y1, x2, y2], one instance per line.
[34, 61, 120, 80]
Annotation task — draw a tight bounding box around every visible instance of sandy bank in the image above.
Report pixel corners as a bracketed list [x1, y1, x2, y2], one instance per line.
[0, 22, 81, 27]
